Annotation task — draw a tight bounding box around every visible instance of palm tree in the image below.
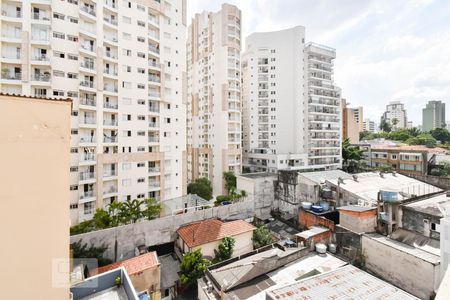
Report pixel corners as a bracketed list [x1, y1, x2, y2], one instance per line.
[107, 200, 122, 227]
[119, 199, 144, 224]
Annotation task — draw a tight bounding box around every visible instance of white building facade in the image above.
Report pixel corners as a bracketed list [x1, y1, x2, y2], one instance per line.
[242, 26, 342, 173]
[363, 118, 376, 133]
[381, 101, 408, 130]
[186, 4, 241, 195]
[0, 0, 187, 225]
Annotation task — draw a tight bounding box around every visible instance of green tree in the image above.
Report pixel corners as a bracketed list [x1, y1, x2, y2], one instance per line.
[379, 119, 392, 132]
[143, 198, 161, 220]
[430, 161, 450, 177]
[70, 220, 96, 235]
[213, 237, 235, 263]
[391, 118, 399, 129]
[252, 226, 273, 249]
[406, 133, 437, 147]
[179, 250, 211, 286]
[119, 199, 145, 224]
[223, 171, 237, 194]
[430, 128, 450, 144]
[187, 177, 213, 200]
[107, 200, 123, 227]
[93, 208, 112, 229]
[71, 239, 112, 267]
[388, 129, 412, 141]
[342, 138, 364, 172]
[359, 130, 371, 141]
[407, 127, 421, 137]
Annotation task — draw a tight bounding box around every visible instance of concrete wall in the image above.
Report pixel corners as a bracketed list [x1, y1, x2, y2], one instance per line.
[130, 265, 160, 297]
[192, 231, 253, 259]
[0, 95, 71, 299]
[362, 235, 439, 300]
[71, 199, 265, 261]
[299, 209, 335, 231]
[405, 173, 450, 190]
[237, 174, 275, 218]
[335, 225, 362, 262]
[339, 209, 376, 234]
[402, 208, 441, 239]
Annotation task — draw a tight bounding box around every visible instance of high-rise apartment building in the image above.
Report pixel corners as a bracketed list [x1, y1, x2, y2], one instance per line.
[422, 100, 446, 132]
[186, 4, 242, 195]
[352, 106, 364, 132]
[381, 101, 408, 130]
[363, 118, 376, 133]
[0, 0, 187, 225]
[242, 26, 342, 173]
[342, 99, 360, 144]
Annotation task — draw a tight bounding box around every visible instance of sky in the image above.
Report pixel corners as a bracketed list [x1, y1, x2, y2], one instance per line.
[187, 0, 450, 126]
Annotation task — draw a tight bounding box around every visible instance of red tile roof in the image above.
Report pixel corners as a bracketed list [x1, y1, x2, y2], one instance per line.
[177, 219, 255, 248]
[371, 144, 448, 154]
[94, 252, 159, 276]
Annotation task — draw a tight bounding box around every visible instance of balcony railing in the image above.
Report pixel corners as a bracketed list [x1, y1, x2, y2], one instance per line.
[79, 136, 96, 143]
[104, 85, 118, 93]
[103, 69, 117, 76]
[80, 80, 94, 88]
[148, 122, 158, 128]
[80, 190, 95, 199]
[81, 153, 96, 162]
[103, 136, 117, 143]
[32, 12, 50, 21]
[105, 51, 117, 59]
[80, 6, 96, 16]
[2, 32, 21, 39]
[148, 31, 159, 40]
[103, 17, 117, 25]
[80, 171, 95, 181]
[2, 53, 20, 60]
[104, 35, 118, 43]
[104, 0, 117, 9]
[2, 72, 21, 80]
[148, 167, 160, 173]
[148, 75, 161, 83]
[80, 98, 96, 107]
[80, 117, 96, 125]
[149, 45, 160, 55]
[80, 61, 95, 70]
[32, 54, 49, 61]
[1, 10, 22, 18]
[149, 182, 160, 188]
[103, 103, 118, 109]
[149, 105, 160, 113]
[148, 15, 159, 25]
[103, 186, 118, 195]
[148, 61, 161, 68]
[148, 92, 161, 98]
[81, 44, 94, 52]
[32, 73, 51, 82]
[103, 119, 118, 126]
[103, 169, 117, 177]
[148, 136, 159, 143]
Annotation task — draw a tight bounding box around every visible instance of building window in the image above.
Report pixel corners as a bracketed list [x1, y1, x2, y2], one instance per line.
[68, 17, 78, 24]
[70, 185, 78, 191]
[67, 35, 78, 42]
[53, 13, 65, 20]
[137, 178, 145, 183]
[122, 179, 131, 187]
[70, 204, 78, 209]
[53, 32, 65, 39]
[84, 202, 93, 215]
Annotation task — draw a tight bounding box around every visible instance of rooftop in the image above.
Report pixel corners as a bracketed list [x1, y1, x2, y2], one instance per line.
[266, 264, 419, 300]
[327, 172, 442, 206]
[159, 254, 179, 290]
[295, 226, 329, 240]
[365, 231, 440, 264]
[237, 172, 276, 179]
[370, 144, 448, 154]
[338, 205, 377, 212]
[95, 252, 159, 276]
[177, 219, 255, 248]
[404, 193, 450, 217]
[299, 169, 352, 184]
[265, 219, 299, 240]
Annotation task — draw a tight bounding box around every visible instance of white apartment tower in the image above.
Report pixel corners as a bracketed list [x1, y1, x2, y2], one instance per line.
[186, 4, 241, 195]
[381, 101, 408, 130]
[0, 0, 187, 225]
[242, 26, 342, 173]
[363, 119, 376, 133]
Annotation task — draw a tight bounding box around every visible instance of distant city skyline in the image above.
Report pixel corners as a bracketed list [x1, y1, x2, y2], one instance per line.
[187, 0, 450, 126]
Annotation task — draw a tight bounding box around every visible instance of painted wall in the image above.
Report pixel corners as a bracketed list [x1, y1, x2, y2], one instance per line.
[191, 231, 254, 259]
[0, 96, 71, 299]
[130, 265, 161, 298]
[339, 209, 376, 233]
[362, 234, 440, 299]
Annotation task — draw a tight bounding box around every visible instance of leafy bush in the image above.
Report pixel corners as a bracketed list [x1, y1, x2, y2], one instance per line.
[179, 249, 210, 286]
[252, 226, 274, 249]
[187, 177, 213, 200]
[213, 237, 235, 263]
[71, 239, 112, 267]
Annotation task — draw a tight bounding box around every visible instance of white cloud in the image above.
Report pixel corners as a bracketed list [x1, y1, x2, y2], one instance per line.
[187, 0, 450, 125]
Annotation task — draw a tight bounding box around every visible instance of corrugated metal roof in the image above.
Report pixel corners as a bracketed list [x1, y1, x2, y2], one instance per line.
[266, 265, 419, 300]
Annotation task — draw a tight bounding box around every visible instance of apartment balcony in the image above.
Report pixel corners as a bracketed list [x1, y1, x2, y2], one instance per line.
[79, 190, 95, 203]
[31, 12, 50, 24]
[148, 75, 161, 84]
[103, 35, 118, 45]
[30, 34, 50, 45]
[148, 31, 159, 42]
[79, 117, 96, 127]
[30, 54, 50, 65]
[80, 80, 95, 90]
[103, 185, 118, 197]
[1, 31, 21, 43]
[31, 73, 51, 85]
[104, 50, 118, 61]
[104, 0, 118, 11]
[148, 61, 161, 70]
[309, 126, 340, 132]
[148, 136, 159, 143]
[79, 171, 96, 182]
[1, 72, 21, 82]
[148, 45, 160, 56]
[79, 98, 96, 110]
[308, 107, 339, 115]
[148, 91, 161, 99]
[148, 182, 161, 191]
[103, 119, 118, 127]
[148, 167, 160, 174]
[228, 159, 240, 166]
[103, 68, 118, 78]
[103, 84, 118, 94]
[80, 61, 95, 75]
[80, 6, 96, 19]
[148, 15, 159, 28]
[103, 136, 117, 143]
[148, 122, 159, 129]
[103, 17, 118, 27]
[149, 105, 160, 113]
[79, 136, 96, 145]
[1, 10, 22, 22]
[79, 152, 96, 165]
[103, 169, 117, 178]
[103, 102, 118, 110]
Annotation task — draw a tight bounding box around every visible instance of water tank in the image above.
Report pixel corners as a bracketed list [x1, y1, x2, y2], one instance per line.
[315, 243, 327, 254]
[311, 205, 324, 213]
[319, 201, 330, 211]
[329, 243, 337, 254]
[322, 188, 333, 199]
[302, 202, 312, 210]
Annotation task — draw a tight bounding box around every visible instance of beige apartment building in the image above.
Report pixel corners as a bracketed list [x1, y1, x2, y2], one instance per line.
[0, 94, 71, 299]
[186, 4, 242, 195]
[0, 0, 187, 225]
[342, 99, 361, 144]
